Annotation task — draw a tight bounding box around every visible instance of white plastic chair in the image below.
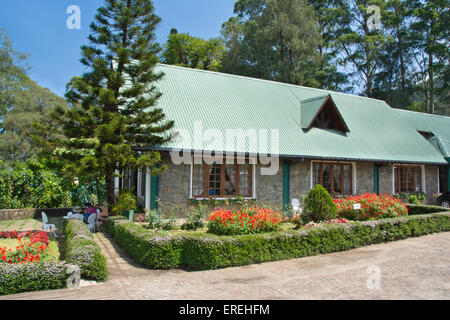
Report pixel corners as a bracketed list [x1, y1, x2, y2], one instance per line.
[87, 213, 97, 233]
[95, 209, 102, 232]
[63, 211, 73, 219]
[41, 212, 57, 237]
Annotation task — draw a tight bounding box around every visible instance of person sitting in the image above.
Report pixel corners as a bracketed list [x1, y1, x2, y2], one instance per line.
[83, 202, 97, 224]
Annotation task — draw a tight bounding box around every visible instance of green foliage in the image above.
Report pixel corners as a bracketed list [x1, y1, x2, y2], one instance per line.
[221, 0, 322, 87]
[407, 204, 450, 215]
[111, 190, 137, 216]
[181, 204, 207, 231]
[0, 162, 72, 209]
[0, 29, 27, 123]
[105, 212, 450, 270]
[63, 220, 108, 281]
[303, 185, 337, 222]
[144, 209, 177, 231]
[0, 262, 73, 296]
[162, 28, 225, 71]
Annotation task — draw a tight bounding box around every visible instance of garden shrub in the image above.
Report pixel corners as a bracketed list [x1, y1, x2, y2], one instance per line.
[303, 185, 337, 222]
[181, 204, 208, 231]
[407, 204, 449, 215]
[111, 190, 137, 216]
[0, 262, 75, 296]
[334, 193, 408, 220]
[105, 212, 450, 270]
[64, 220, 108, 281]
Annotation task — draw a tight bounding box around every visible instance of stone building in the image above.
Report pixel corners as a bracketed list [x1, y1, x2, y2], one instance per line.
[115, 64, 450, 215]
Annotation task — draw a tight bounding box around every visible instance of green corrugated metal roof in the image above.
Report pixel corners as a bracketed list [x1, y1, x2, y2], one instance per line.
[149, 64, 448, 164]
[392, 109, 450, 158]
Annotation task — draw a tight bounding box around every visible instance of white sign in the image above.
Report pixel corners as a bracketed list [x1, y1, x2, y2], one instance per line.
[353, 203, 361, 210]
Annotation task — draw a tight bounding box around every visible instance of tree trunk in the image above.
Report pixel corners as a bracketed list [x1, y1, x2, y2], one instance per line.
[428, 52, 434, 114]
[105, 163, 116, 213]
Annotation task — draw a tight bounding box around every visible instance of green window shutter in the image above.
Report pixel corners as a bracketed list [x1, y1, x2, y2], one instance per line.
[150, 174, 158, 210]
[283, 160, 290, 211]
[373, 164, 380, 195]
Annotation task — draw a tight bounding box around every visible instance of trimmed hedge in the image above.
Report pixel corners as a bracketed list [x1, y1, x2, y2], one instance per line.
[0, 262, 75, 296]
[64, 220, 108, 281]
[407, 204, 449, 215]
[105, 212, 450, 270]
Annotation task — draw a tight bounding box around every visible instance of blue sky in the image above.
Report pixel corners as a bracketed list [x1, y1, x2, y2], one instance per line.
[0, 0, 236, 97]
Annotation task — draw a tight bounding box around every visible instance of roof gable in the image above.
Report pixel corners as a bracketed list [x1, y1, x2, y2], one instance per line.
[301, 94, 349, 132]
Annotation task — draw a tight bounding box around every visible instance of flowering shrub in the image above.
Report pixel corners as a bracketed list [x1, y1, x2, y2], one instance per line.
[207, 207, 285, 235]
[0, 231, 49, 245]
[64, 220, 108, 281]
[334, 193, 408, 221]
[0, 262, 74, 296]
[303, 218, 350, 229]
[0, 231, 50, 265]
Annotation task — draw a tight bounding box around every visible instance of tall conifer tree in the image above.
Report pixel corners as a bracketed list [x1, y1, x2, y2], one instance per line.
[53, 0, 174, 209]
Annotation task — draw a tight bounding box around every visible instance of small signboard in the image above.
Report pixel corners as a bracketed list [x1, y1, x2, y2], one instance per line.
[353, 203, 361, 210]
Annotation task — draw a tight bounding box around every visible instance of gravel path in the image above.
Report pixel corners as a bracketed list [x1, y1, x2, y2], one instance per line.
[2, 231, 449, 300]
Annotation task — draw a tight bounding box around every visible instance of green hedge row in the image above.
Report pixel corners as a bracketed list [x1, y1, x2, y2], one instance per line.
[105, 212, 450, 270]
[64, 220, 108, 281]
[407, 204, 449, 215]
[0, 262, 75, 296]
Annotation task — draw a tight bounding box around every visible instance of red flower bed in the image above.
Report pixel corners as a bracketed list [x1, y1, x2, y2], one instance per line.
[333, 193, 408, 221]
[208, 207, 285, 235]
[0, 231, 49, 264]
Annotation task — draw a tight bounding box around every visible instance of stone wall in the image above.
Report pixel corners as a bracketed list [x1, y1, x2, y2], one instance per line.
[157, 152, 192, 217]
[425, 165, 439, 204]
[155, 153, 441, 216]
[0, 209, 35, 221]
[0, 208, 73, 221]
[355, 162, 374, 194]
[255, 162, 284, 210]
[379, 164, 394, 195]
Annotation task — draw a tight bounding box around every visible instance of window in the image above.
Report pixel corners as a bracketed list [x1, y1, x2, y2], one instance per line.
[191, 160, 253, 198]
[394, 166, 422, 193]
[313, 162, 353, 194]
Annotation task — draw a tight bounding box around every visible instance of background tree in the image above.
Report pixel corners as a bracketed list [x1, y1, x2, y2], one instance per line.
[161, 28, 225, 71]
[51, 0, 174, 210]
[329, 0, 389, 98]
[220, 0, 322, 87]
[371, 0, 416, 108]
[0, 77, 67, 167]
[0, 29, 27, 134]
[409, 0, 449, 114]
[306, 0, 351, 91]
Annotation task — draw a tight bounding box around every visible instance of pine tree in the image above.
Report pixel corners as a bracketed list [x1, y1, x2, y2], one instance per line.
[53, 0, 174, 210]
